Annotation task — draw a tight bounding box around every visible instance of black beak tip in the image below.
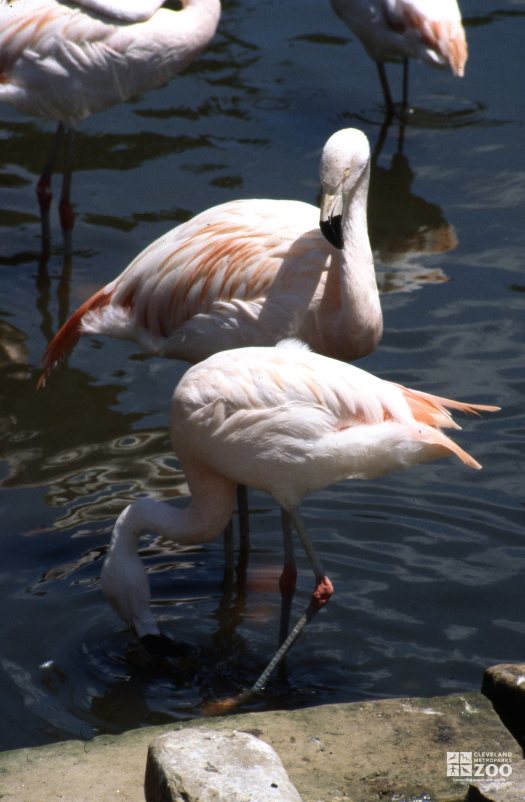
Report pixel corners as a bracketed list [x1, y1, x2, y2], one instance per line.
[320, 215, 343, 250]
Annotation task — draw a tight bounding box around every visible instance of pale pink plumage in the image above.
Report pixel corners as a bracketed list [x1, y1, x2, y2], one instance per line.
[100, 340, 498, 705]
[330, 0, 468, 112]
[38, 128, 383, 384]
[0, 0, 221, 238]
[0, 0, 221, 127]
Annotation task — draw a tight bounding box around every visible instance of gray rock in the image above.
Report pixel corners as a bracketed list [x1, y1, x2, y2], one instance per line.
[466, 758, 525, 802]
[144, 728, 304, 802]
[482, 663, 525, 751]
[481, 663, 525, 748]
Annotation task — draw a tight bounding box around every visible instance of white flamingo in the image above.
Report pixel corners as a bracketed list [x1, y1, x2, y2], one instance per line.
[0, 0, 221, 240]
[38, 127, 382, 379]
[330, 0, 468, 114]
[100, 340, 498, 710]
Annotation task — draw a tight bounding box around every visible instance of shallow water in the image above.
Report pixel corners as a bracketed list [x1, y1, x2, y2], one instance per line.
[1, 0, 524, 750]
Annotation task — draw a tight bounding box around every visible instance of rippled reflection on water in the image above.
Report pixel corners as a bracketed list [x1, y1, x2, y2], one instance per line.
[1, 0, 524, 749]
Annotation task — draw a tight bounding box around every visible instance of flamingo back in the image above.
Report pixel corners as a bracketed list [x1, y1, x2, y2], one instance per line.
[0, 0, 221, 126]
[170, 342, 498, 510]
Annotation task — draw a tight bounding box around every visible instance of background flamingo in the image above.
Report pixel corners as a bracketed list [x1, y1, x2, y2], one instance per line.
[330, 0, 468, 115]
[0, 0, 221, 244]
[100, 340, 498, 709]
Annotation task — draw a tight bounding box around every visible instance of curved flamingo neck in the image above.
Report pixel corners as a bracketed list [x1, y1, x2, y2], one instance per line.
[324, 163, 383, 360]
[101, 462, 236, 637]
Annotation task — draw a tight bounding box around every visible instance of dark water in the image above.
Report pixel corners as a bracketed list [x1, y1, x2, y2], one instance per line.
[1, 0, 524, 750]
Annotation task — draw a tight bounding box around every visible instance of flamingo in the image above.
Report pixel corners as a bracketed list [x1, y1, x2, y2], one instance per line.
[0, 0, 221, 242]
[39, 125, 382, 633]
[38, 127, 382, 379]
[100, 339, 499, 710]
[330, 0, 468, 115]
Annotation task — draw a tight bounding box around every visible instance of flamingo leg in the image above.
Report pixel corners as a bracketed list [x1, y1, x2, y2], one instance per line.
[204, 508, 333, 714]
[278, 508, 297, 647]
[58, 128, 76, 253]
[248, 508, 333, 694]
[222, 518, 235, 588]
[221, 484, 250, 589]
[375, 60, 395, 118]
[236, 484, 250, 586]
[36, 122, 65, 244]
[401, 57, 410, 114]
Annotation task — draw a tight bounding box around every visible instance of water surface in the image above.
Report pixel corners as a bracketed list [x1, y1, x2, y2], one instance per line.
[0, 0, 524, 750]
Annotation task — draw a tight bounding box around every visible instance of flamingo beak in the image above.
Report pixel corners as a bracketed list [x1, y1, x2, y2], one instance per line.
[319, 189, 344, 250]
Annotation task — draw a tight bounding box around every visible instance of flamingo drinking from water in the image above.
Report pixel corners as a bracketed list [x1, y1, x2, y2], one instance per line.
[330, 0, 468, 115]
[0, 0, 221, 241]
[100, 339, 498, 709]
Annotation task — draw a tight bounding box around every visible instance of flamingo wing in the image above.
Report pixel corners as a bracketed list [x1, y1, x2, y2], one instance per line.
[38, 200, 330, 382]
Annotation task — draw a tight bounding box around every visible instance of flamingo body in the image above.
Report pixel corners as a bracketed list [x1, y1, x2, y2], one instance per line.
[171, 341, 490, 509]
[39, 128, 382, 381]
[101, 340, 498, 690]
[330, 0, 467, 111]
[0, 0, 221, 127]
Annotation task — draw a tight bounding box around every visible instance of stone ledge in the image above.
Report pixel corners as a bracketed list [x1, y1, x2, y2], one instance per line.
[0, 692, 522, 802]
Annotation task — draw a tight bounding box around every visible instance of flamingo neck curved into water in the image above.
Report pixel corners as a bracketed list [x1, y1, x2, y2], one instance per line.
[100, 341, 498, 708]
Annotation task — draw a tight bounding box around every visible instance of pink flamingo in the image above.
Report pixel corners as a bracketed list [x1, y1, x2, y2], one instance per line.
[0, 0, 221, 242]
[100, 339, 498, 709]
[38, 127, 382, 381]
[330, 0, 468, 115]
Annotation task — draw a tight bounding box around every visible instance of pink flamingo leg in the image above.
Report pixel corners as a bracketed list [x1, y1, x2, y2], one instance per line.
[204, 508, 333, 714]
[36, 122, 65, 243]
[221, 484, 251, 590]
[278, 509, 297, 647]
[58, 128, 75, 252]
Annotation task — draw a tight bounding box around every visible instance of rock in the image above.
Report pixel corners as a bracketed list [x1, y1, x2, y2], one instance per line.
[144, 728, 303, 802]
[482, 663, 525, 750]
[465, 758, 525, 801]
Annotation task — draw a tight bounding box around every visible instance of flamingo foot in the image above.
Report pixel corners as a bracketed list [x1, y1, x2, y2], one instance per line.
[312, 575, 333, 608]
[201, 688, 259, 717]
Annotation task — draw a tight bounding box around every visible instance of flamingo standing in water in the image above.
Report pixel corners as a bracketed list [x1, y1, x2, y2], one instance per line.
[39, 126, 382, 637]
[330, 0, 468, 115]
[38, 127, 382, 378]
[0, 0, 221, 242]
[100, 339, 498, 709]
